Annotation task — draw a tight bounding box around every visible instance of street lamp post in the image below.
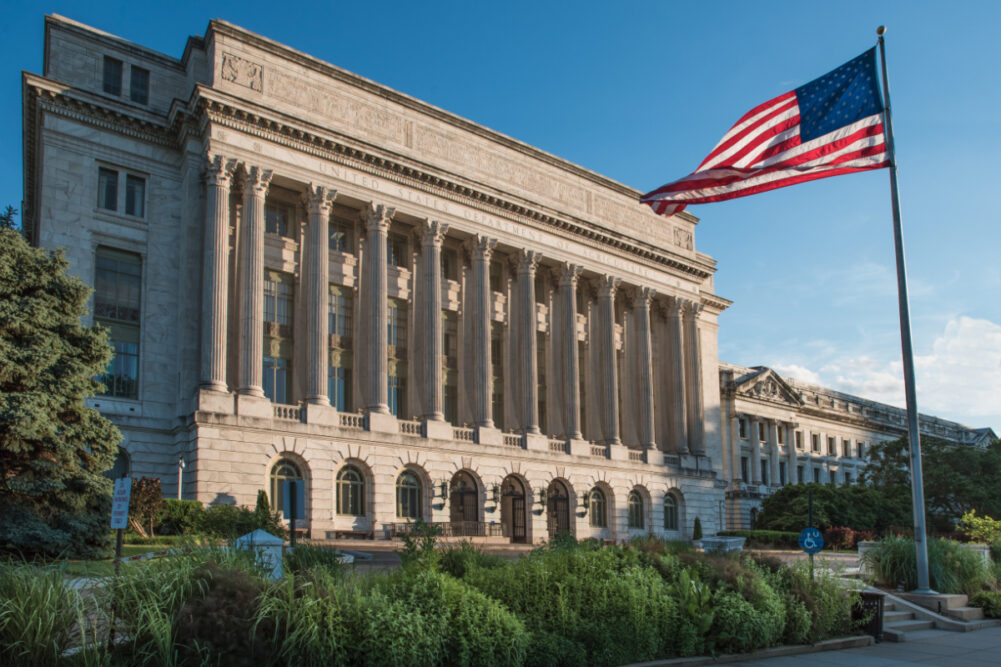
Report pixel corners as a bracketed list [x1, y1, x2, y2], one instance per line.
[177, 456, 185, 500]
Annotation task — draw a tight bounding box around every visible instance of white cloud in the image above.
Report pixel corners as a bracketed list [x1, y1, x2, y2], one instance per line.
[771, 363, 822, 385]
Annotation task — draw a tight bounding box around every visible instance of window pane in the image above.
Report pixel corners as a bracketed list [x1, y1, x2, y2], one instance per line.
[329, 219, 353, 253]
[125, 175, 145, 217]
[130, 66, 149, 104]
[98, 168, 118, 211]
[103, 56, 122, 96]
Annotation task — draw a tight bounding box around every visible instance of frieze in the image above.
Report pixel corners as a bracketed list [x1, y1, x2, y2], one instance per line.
[674, 227, 694, 250]
[221, 53, 263, 92]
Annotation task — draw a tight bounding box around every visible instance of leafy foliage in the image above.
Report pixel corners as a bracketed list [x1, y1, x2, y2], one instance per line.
[970, 591, 1001, 618]
[128, 476, 166, 537]
[753, 483, 911, 534]
[861, 536, 993, 594]
[718, 530, 800, 549]
[692, 516, 703, 540]
[156, 498, 206, 535]
[958, 509, 1001, 544]
[0, 206, 17, 231]
[0, 229, 120, 558]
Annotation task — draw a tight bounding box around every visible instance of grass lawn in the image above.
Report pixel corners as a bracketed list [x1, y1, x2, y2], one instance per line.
[62, 544, 174, 578]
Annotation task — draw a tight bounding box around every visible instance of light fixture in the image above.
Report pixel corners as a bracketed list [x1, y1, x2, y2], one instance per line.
[439, 480, 449, 500]
[491, 485, 500, 504]
[538, 488, 547, 509]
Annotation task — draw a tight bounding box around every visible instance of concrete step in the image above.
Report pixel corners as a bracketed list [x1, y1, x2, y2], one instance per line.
[945, 605, 985, 622]
[883, 618, 935, 642]
[882, 610, 915, 623]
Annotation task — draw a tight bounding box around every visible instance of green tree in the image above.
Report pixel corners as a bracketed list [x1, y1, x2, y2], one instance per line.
[0, 206, 16, 231]
[0, 229, 121, 558]
[128, 477, 166, 537]
[754, 483, 911, 534]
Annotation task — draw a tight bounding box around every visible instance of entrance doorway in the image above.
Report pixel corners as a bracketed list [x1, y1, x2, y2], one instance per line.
[501, 475, 527, 544]
[547, 479, 572, 538]
[450, 471, 478, 536]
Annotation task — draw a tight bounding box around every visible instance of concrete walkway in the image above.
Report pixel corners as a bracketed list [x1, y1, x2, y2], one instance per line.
[739, 627, 1001, 666]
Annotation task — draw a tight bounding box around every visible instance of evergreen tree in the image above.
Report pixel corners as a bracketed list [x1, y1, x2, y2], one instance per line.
[0, 229, 121, 557]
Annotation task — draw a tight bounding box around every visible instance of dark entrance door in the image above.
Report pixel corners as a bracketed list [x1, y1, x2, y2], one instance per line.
[450, 472, 478, 536]
[502, 476, 527, 544]
[547, 480, 571, 537]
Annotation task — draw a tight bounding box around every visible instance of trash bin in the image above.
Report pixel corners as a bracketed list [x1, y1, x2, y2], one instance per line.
[852, 590, 885, 641]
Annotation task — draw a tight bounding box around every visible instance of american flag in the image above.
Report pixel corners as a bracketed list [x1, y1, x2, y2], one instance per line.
[640, 48, 890, 217]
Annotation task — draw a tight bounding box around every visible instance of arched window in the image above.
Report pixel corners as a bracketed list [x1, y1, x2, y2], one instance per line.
[628, 490, 644, 529]
[336, 465, 365, 516]
[589, 488, 606, 528]
[663, 494, 678, 531]
[270, 459, 304, 519]
[396, 471, 423, 520]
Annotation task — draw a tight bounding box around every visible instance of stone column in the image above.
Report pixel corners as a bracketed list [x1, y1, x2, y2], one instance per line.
[237, 165, 272, 397]
[419, 219, 448, 421]
[667, 298, 688, 452]
[786, 423, 798, 484]
[467, 236, 496, 428]
[768, 419, 781, 486]
[684, 302, 705, 454]
[749, 416, 762, 483]
[558, 262, 583, 440]
[304, 185, 336, 405]
[516, 250, 542, 434]
[636, 287, 656, 449]
[362, 203, 394, 414]
[200, 154, 235, 392]
[598, 275, 622, 445]
[729, 413, 742, 481]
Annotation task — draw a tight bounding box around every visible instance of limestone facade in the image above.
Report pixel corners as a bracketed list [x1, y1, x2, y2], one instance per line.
[22, 15, 993, 541]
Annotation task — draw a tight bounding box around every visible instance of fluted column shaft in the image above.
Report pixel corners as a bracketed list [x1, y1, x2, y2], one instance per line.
[767, 419, 781, 486]
[305, 185, 335, 405]
[749, 416, 762, 483]
[238, 166, 272, 396]
[363, 203, 394, 413]
[729, 413, 742, 482]
[786, 423, 799, 483]
[517, 250, 541, 434]
[200, 155, 234, 391]
[469, 236, 496, 428]
[636, 288, 656, 448]
[684, 302, 705, 453]
[419, 220, 448, 421]
[558, 263, 583, 439]
[667, 299, 689, 453]
[598, 275, 622, 445]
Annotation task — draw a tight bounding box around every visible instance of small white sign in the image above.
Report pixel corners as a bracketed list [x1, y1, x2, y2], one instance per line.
[110, 478, 132, 530]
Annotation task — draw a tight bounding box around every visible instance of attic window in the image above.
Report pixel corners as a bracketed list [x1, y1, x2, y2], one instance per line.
[103, 56, 123, 96]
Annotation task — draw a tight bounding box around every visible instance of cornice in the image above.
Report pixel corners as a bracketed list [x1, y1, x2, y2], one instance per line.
[206, 19, 700, 227]
[196, 87, 715, 281]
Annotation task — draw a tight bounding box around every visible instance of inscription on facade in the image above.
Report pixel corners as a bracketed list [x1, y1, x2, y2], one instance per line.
[221, 53, 263, 91]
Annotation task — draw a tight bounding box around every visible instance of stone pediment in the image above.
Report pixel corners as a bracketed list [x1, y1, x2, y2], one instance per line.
[734, 368, 804, 407]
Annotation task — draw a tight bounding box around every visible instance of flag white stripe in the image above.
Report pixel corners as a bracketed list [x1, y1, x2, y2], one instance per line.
[702, 104, 801, 170]
[754, 113, 884, 168]
[704, 93, 796, 155]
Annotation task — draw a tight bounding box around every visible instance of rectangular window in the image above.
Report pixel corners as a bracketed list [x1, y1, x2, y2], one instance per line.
[328, 286, 352, 338]
[387, 233, 408, 268]
[129, 65, 149, 104]
[758, 421, 766, 442]
[328, 364, 352, 412]
[797, 465, 804, 483]
[492, 322, 505, 429]
[490, 259, 503, 293]
[441, 248, 459, 282]
[812, 433, 820, 452]
[842, 439, 851, 458]
[263, 355, 290, 404]
[858, 442, 866, 459]
[795, 431, 803, 449]
[103, 56, 122, 96]
[779, 461, 787, 485]
[388, 374, 405, 417]
[537, 332, 547, 433]
[265, 201, 294, 237]
[95, 248, 141, 399]
[329, 218, 353, 253]
[534, 274, 546, 304]
[740, 457, 749, 482]
[125, 174, 145, 217]
[777, 427, 785, 445]
[738, 418, 748, 440]
[98, 168, 118, 211]
[443, 310, 458, 423]
[828, 436, 836, 455]
[387, 298, 407, 348]
[813, 468, 821, 483]
[760, 460, 769, 486]
[264, 273, 294, 326]
[844, 472, 853, 485]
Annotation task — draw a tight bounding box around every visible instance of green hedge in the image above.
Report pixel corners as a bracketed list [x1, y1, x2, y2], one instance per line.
[718, 530, 800, 549]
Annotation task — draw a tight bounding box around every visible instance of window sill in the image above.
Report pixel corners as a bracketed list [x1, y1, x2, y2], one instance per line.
[93, 208, 147, 229]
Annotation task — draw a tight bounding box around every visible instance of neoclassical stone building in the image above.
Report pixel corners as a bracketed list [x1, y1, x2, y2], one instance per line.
[21, 15, 993, 541]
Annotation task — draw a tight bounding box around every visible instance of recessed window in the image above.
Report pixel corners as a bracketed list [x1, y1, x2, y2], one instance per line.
[125, 174, 145, 217]
[760, 460, 769, 486]
[441, 247, 459, 282]
[813, 468, 821, 483]
[738, 418, 748, 440]
[388, 233, 409, 268]
[265, 200, 295, 237]
[329, 218, 353, 253]
[758, 421, 767, 442]
[589, 488, 607, 528]
[103, 56, 123, 96]
[627, 491, 644, 530]
[795, 431, 803, 449]
[740, 456, 749, 482]
[663, 494, 678, 531]
[490, 259, 504, 293]
[95, 248, 141, 399]
[336, 465, 365, 516]
[129, 66, 149, 105]
[396, 471, 423, 519]
[98, 168, 118, 211]
[269, 459, 304, 519]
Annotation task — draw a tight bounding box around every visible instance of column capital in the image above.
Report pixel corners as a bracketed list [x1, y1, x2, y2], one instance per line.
[205, 154, 236, 187]
[515, 249, 542, 275]
[668, 296, 689, 317]
[597, 274, 621, 299]
[304, 184, 336, 216]
[364, 202, 395, 231]
[684, 300, 705, 317]
[418, 218, 449, 247]
[557, 261, 583, 287]
[638, 286, 656, 307]
[240, 165, 273, 197]
[465, 234, 497, 261]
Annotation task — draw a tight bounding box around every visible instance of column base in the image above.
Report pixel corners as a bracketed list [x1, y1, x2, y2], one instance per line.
[303, 403, 339, 427]
[366, 410, 397, 434]
[476, 426, 502, 446]
[194, 388, 234, 415]
[235, 393, 272, 419]
[424, 419, 453, 441]
[305, 395, 331, 407]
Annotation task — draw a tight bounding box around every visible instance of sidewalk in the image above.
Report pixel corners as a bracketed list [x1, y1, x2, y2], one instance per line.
[739, 626, 1001, 666]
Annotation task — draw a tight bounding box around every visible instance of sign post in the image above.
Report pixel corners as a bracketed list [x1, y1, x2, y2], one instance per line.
[799, 488, 823, 580]
[108, 476, 132, 652]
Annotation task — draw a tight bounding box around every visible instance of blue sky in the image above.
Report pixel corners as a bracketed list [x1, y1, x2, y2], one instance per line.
[2, 1, 998, 432]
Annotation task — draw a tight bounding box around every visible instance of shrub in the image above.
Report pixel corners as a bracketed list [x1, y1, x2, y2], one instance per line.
[199, 502, 286, 540]
[861, 537, 992, 594]
[971, 591, 1001, 618]
[692, 516, 703, 540]
[823, 526, 855, 551]
[782, 561, 855, 642]
[129, 476, 167, 537]
[285, 543, 346, 576]
[0, 560, 90, 666]
[958, 510, 1001, 544]
[397, 518, 442, 570]
[438, 541, 505, 578]
[718, 530, 800, 549]
[157, 498, 205, 535]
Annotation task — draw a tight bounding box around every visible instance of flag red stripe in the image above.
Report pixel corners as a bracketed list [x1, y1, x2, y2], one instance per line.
[699, 96, 799, 169]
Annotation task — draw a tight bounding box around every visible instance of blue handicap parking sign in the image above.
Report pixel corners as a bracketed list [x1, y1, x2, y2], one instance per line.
[799, 527, 824, 555]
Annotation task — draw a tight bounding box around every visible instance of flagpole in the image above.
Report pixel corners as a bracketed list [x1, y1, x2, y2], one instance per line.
[876, 25, 936, 595]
